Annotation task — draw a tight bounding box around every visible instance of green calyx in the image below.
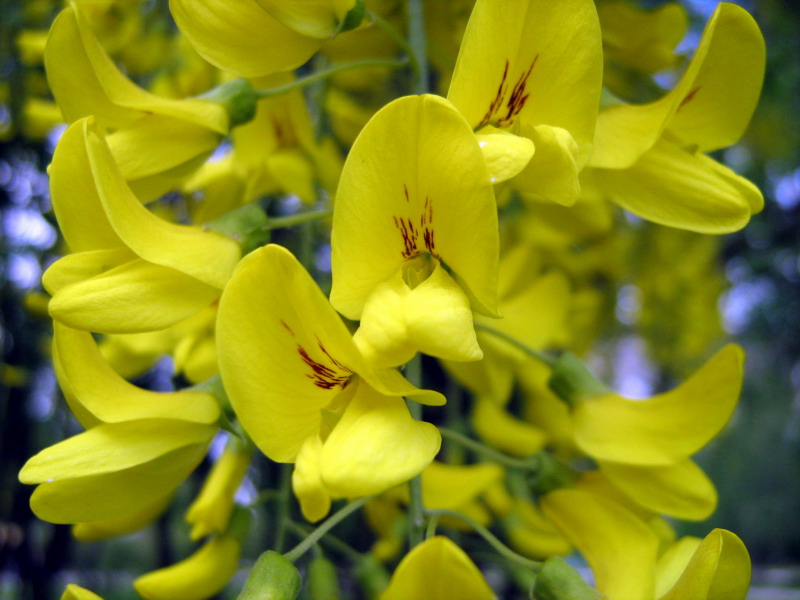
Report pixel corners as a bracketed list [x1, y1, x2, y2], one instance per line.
[531, 557, 599, 600]
[547, 352, 610, 409]
[204, 204, 271, 256]
[201, 78, 258, 129]
[336, 0, 366, 35]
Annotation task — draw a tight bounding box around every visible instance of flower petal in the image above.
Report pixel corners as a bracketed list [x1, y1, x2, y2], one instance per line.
[512, 123, 580, 206]
[475, 127, 535, 184]
[293, 435, 332, 522]
[600, 458, 718, 521]
[46, 6, 227, 131]
[20, 419, 215, 483]
[321, 382, 441, 497]
[590, 140, 755, 233]
[134, 535, 241, 600]
[380, 536, 495, 600]
[254, 0, 355, 39]
[574, 344, 744, 465]
[354, 261, 482, 368]
[48, 119, 122, 252]
[48, 258, 221, 334]
[84, 124, 240, 289]
[53, 322, 220, 426]
[659, 529, 751, 600]
[42, 248, 133, 295]
[170, 0, 321, 78]
[28, 444, 208, 523]
[542, 488, 658, 600]
[591, 3, 765, 169]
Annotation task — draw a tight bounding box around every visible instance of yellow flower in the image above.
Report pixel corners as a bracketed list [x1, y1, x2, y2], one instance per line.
[217, 244, 443, 521]
[380, 536, 496, 600]
[186, 438, 252, 541]
[43, 118, 240, 334]
[543, 489, 751, 600]
[569, 345, 744, 467]
[170, 0, 359, 79]
[447, 0, 603, 204]
[46, 5, 233, 201]
[134, 534, 242, 600]
[330, 94, 499, 367]
[18, 322, 219, 527]
[548, 345, 743, 521]
[586, 3, 765, 233]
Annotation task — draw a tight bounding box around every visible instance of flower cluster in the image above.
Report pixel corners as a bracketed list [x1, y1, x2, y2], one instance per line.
[16, 0, 765, 598]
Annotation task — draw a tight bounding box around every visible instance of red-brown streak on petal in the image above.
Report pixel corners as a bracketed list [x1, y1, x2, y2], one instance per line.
[479, 60, 511, 128]
[394, 215, 419, 259]
[280, 319, 295, 336]
[422, 197, 436, 255]
[678, 86, 701, 111]
[503, 55, 538, 123]
[296, 343, 352, 390]
[316, 337, 353, 374]
[272, 118, 286, 146]
[403, 184, 410, 202]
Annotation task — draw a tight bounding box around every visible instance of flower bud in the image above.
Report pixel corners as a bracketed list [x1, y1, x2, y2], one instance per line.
[236, 550, 302, 600]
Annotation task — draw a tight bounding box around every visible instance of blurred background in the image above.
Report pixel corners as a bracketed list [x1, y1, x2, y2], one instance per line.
[1, 0, 799, 598]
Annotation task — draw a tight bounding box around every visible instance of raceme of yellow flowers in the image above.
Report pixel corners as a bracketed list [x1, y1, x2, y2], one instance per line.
[15, 0, 765, 598]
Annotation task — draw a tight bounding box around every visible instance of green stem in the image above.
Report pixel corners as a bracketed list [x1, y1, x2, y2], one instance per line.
[406, 0, 429, 94]
[424, 509, 542, 573]
[408, 0, 428, 94]
[425, 512, 442, 540]
[273, 464, 293, 553]
[254, 59, 408, 99]
[473, 322, 558, 368]
[404, 355, 426, 548]
[283, 496, 371, 563]
[438, 427, 534, 470]
[286, 520, 364, 563]
[262, 209, 333, 231]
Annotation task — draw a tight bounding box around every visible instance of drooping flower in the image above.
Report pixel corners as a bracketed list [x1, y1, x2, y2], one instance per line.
[217, 244, 442, 521]
[43, 118, 240, 333]
[18, 323, 219, 528]
[46, 5, 236, 200]
[585, 2, 766, 233]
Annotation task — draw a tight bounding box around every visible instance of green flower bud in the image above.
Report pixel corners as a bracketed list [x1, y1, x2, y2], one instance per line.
[236, 551, 302, 600]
